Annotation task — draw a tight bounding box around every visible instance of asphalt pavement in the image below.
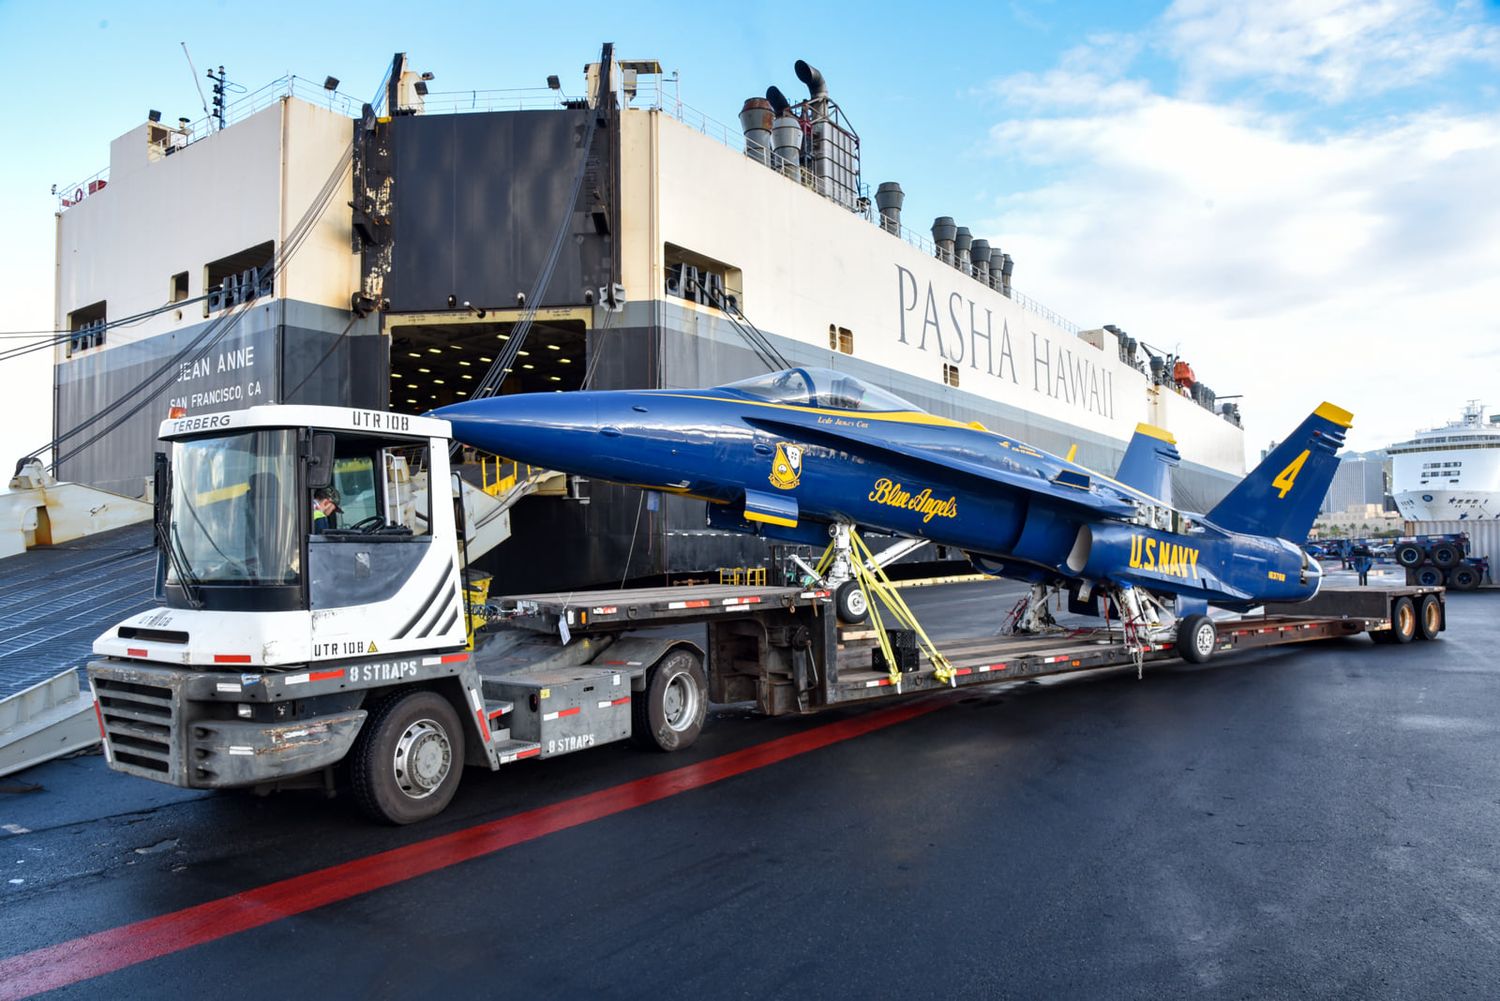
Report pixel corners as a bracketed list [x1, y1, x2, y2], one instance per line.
[1, 575, 1497, 999]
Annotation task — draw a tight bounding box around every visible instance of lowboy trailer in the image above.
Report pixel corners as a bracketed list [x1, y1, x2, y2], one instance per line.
[83, 403, 1449, 824]
[90, 575, 1446, 825]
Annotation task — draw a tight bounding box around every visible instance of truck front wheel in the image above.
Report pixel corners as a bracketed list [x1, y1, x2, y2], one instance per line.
[350, 690, 466, 825]
[632, 648, 707, 752]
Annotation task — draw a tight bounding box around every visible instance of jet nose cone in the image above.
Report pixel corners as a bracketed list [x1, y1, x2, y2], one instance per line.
[431, 393, 599, 468]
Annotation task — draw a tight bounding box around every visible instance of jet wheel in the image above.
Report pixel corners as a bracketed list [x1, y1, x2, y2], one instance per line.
[1176, 614, 1217, 664]
[835, 581, 869, 624]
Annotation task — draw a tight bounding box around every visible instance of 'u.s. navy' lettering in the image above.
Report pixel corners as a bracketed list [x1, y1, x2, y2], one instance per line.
[1128, 534, 1200, 579]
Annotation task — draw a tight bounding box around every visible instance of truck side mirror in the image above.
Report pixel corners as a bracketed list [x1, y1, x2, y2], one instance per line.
[307, 433, 335, 489]
[152, 451, 169, 600]
[153, 452, 170, 521]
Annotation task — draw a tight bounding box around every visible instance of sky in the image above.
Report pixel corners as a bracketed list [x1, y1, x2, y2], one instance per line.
[1, 0, 1497, 479]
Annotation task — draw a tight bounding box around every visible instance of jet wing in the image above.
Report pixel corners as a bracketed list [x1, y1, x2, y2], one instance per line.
[745, 417, 1138, 519]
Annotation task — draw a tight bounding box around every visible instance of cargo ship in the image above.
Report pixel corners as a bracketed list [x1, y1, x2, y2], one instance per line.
[48, 44, 1246, 590]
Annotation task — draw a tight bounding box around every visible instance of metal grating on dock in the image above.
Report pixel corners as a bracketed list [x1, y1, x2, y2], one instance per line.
[0, 523, 157, 699]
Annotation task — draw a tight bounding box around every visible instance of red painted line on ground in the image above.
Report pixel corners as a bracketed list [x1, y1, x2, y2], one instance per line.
[0, 694, 950, 1000]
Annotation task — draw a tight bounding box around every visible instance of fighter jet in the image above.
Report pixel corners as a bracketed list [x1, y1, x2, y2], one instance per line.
[435, 367, 1349, 660]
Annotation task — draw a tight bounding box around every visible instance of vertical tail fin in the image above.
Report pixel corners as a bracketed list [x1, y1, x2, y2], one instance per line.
[1206, 403, 1352, 541]
[1115, 422, 1180, 504]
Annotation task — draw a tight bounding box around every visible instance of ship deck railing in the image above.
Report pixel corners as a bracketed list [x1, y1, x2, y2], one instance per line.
[57, 68, 1088, 338]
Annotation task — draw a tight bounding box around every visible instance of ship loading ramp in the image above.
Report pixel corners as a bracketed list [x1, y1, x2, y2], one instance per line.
[0, 523, 156, 776]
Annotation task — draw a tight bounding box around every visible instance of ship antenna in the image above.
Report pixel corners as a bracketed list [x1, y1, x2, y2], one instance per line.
[180, 42, 212, 122]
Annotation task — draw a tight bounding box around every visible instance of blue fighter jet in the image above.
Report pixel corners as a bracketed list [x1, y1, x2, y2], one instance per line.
[435, 367, 1350, 661]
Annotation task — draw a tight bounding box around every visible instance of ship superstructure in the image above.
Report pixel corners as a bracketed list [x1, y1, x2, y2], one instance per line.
[49, 44, 1246, 590]
[1389, 402, 1500, 521]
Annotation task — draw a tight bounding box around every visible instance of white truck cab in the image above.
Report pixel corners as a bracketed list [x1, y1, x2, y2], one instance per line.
[96, 406, 467, 668]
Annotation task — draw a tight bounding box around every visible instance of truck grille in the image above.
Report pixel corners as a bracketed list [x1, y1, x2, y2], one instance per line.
[93, 677, 176, 776]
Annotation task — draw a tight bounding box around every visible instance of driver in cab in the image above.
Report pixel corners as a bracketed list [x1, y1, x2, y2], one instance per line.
[312, 487, 342, 533]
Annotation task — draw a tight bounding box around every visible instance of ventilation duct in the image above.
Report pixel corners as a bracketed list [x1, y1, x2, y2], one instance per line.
[875, 182, 904, 234]
[794, 60, 828, 102]
[772, 114, 802, 171]
[931, 217, 956, 266]
[739, 98, 773, 165]
[970, 239, 992, 284]
[954, 227, 972, 275]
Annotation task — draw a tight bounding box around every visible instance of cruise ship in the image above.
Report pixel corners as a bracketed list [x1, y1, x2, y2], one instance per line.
[1389, 402, 1500, 521]
[47, 44, 1246, 590]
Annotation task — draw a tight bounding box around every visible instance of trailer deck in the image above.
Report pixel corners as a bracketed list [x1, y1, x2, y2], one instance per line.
[497, 584, 832, 633]
[493, 581, 1446, 717]
[823, 586, 1442, 703]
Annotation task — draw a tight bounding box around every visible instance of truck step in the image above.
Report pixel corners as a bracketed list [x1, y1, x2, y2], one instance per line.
[484, 699, 514, 721]
[489, 738, 542, 765]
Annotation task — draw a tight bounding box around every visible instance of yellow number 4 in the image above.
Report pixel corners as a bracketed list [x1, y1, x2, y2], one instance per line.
[1272, 449, 1310, 499]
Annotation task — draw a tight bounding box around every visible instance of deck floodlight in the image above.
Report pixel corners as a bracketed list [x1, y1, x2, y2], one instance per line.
[547, 74, 561, 90]
[323, 76, 339, 91]
[148, 109, 162, 123]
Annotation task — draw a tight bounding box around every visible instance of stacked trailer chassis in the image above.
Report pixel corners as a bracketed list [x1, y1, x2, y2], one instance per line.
[87, 582, 1445, 820]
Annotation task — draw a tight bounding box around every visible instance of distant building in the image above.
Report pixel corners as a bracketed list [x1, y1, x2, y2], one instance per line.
[1322, 451, 1390, 514]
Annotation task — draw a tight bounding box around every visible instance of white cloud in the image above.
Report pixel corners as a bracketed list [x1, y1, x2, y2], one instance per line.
[979, 9, 1500, 457]
[1163, 0, 1500, 102]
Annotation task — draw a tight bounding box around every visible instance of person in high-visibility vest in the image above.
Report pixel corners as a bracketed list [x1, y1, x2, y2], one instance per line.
[312, 487, 342, 532]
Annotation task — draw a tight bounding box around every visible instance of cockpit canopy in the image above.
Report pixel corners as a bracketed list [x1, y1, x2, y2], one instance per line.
[720, 368, 922, 413]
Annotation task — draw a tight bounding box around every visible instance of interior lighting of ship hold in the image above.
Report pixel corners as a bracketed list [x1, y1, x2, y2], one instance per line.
[385, 319, 586, 416]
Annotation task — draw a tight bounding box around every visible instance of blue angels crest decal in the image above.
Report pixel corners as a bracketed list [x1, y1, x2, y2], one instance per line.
[769, 442, 803, 490]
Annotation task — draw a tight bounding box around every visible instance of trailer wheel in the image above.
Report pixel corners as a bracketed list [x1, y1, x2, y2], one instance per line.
[1415, 566, 1445, 588]
[1394, 543, 1426, 568]
[1448, 565, 1479, 591]
[835, 581, 870, 624]
[1416, 594, 1443, 640]
[349, 690, 465, 825]
[1389, 597, 1418, 644]
[1176, 614, 1217, 664]
[1429, 543, 1461, 569]
[632, 648, 707, 752]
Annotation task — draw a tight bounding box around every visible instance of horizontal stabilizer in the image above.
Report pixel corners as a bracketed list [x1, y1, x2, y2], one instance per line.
[1206, 402, 1352, 541]
[1115, 423, 1180, 503]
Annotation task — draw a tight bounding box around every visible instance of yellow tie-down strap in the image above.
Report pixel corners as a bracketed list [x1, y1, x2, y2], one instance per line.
[828, 530, 957, 688]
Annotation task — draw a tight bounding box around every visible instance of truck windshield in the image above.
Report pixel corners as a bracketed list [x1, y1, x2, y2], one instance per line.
[168, 430, 300, 585]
